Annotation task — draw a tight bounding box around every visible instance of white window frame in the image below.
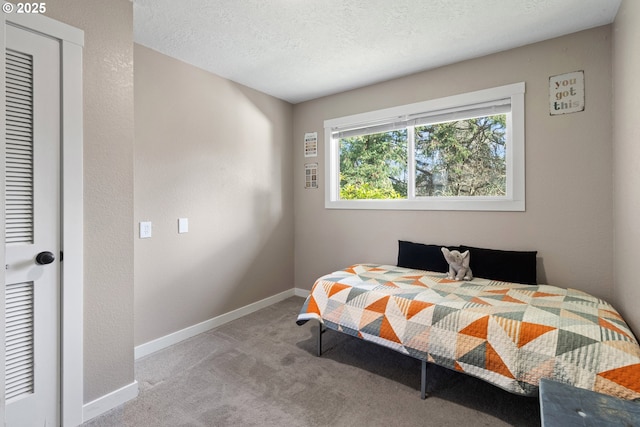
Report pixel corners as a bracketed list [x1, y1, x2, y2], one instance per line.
[324, 82, 525, 211]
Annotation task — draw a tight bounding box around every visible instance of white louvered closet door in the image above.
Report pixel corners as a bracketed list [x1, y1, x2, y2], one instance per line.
[5, 24, 61, 427]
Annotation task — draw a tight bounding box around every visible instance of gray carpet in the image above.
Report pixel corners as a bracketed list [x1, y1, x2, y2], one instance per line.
[83, 297, 540, 426]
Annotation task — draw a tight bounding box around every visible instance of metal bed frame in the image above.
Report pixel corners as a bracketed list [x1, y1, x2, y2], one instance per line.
[316, 321, 429, 399]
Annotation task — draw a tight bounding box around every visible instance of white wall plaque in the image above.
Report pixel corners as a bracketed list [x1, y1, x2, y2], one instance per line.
[305, 163, 318, 189]
[549, 71, 584, 115]
[304, 132, 317, 157]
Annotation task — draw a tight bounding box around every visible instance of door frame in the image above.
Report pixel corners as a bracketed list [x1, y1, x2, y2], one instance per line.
[1, 12, 84, 427]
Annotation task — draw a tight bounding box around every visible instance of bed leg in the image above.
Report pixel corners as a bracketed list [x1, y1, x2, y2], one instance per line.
[421, 360, 428, 399]
[317, 322, 325, 357]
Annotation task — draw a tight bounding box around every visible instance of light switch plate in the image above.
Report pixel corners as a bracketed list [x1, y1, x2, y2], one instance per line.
[140, 221, 152, 238]
[178, 218, 188, 234]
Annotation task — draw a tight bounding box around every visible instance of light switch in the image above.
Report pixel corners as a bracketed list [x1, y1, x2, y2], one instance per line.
[178, 218, 188, 234]
[140, 221, 152, 239]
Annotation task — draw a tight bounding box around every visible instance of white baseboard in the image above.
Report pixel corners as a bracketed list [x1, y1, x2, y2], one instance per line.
[82, 288, 310, 423]
[83, 380, 139, 423]
[294, 288, 310, 298]
[135, 288, 299, 360]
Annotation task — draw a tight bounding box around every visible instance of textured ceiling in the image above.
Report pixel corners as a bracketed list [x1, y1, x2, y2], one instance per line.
[133, 0, 621, 104]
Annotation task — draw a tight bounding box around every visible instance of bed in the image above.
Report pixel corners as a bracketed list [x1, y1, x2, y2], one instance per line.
[296, 242, 640, 401]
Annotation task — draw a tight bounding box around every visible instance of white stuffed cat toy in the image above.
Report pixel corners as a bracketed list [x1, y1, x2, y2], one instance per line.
[441, 247, 473, 281]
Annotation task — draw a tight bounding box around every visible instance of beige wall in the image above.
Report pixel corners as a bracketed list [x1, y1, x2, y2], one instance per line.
[613, 0, 640, 336]
[24, 0, 640, 411]
[134, 45, 294, 346]
[294, 27, 614, 302]
[44, 0, 135, 403]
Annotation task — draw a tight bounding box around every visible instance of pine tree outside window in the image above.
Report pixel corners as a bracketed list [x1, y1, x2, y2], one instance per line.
[325, 83, 525, 211]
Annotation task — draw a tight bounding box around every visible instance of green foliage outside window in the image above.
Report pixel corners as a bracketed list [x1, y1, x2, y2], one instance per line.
[338, 115, 506, 200]
[415, 115, 506, 197]
[339, 129, 407, 200]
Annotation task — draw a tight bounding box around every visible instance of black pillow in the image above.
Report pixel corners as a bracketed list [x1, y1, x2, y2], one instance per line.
[397, 240, 458, 273]
[459, 245, 537, 285]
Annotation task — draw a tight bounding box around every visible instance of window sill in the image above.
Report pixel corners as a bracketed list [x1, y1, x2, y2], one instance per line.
[325, 197, 525, 211]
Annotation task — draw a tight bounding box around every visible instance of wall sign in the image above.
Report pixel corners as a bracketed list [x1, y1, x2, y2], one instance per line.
[305, 163, 318, 189]
[549, 71, 584, 115]
[304, 132, 317, 157]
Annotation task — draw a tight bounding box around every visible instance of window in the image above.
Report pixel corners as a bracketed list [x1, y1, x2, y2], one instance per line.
[325, 82, 525, 211]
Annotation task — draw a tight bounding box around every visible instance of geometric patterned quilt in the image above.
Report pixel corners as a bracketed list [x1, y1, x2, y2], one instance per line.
[297, 264, 640, 400]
